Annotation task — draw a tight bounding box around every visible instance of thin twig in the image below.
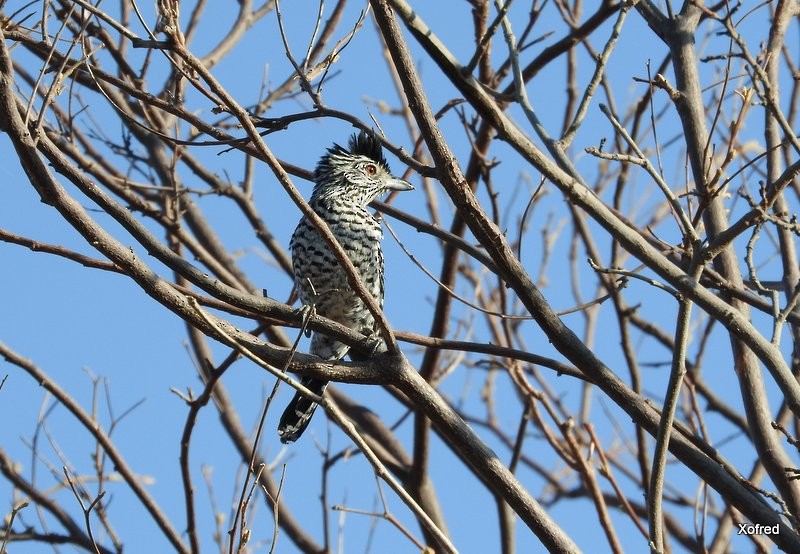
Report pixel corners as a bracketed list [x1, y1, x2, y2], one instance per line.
[62, 467, 105, 554]
[648, 264, 702, 553]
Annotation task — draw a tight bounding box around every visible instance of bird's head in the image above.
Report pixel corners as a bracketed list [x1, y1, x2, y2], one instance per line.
[311, 131, 414, 205]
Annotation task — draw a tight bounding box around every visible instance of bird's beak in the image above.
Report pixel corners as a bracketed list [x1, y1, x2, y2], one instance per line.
[385, 178, 414, 192]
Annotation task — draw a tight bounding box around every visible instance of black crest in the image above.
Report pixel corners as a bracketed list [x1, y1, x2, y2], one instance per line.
[348, 130, 390, 170]
[314, 130, 392, 188]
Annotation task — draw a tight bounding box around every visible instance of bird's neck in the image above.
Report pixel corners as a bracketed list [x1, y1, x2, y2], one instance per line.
[310, 187, 372, 208]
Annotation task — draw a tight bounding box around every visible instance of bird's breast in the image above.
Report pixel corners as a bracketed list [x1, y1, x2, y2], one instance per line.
[290, 205, 384, 321]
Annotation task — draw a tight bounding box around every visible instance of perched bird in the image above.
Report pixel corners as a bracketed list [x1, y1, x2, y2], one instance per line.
[278, 131, 414, 443]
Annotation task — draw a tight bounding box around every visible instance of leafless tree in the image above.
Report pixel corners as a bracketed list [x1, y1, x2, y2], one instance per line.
[2, 1, 800, 552]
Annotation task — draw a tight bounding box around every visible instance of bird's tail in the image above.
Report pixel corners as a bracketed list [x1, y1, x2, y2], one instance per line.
[277, 377, 328, 443]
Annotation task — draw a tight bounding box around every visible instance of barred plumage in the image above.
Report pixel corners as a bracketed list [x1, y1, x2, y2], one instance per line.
[278, 131, 413, 443]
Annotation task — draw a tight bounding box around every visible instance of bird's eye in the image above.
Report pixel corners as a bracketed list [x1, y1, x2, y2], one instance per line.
[365, 164, 377, 176]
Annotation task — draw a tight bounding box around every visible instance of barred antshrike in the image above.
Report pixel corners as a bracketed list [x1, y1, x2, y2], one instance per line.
[278, 131, 413, 443]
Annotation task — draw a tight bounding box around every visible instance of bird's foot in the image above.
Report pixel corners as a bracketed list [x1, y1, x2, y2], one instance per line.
[365, 332, 387, 357]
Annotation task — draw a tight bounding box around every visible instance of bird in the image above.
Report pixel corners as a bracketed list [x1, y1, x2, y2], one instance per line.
[277, 130, 414, 443]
